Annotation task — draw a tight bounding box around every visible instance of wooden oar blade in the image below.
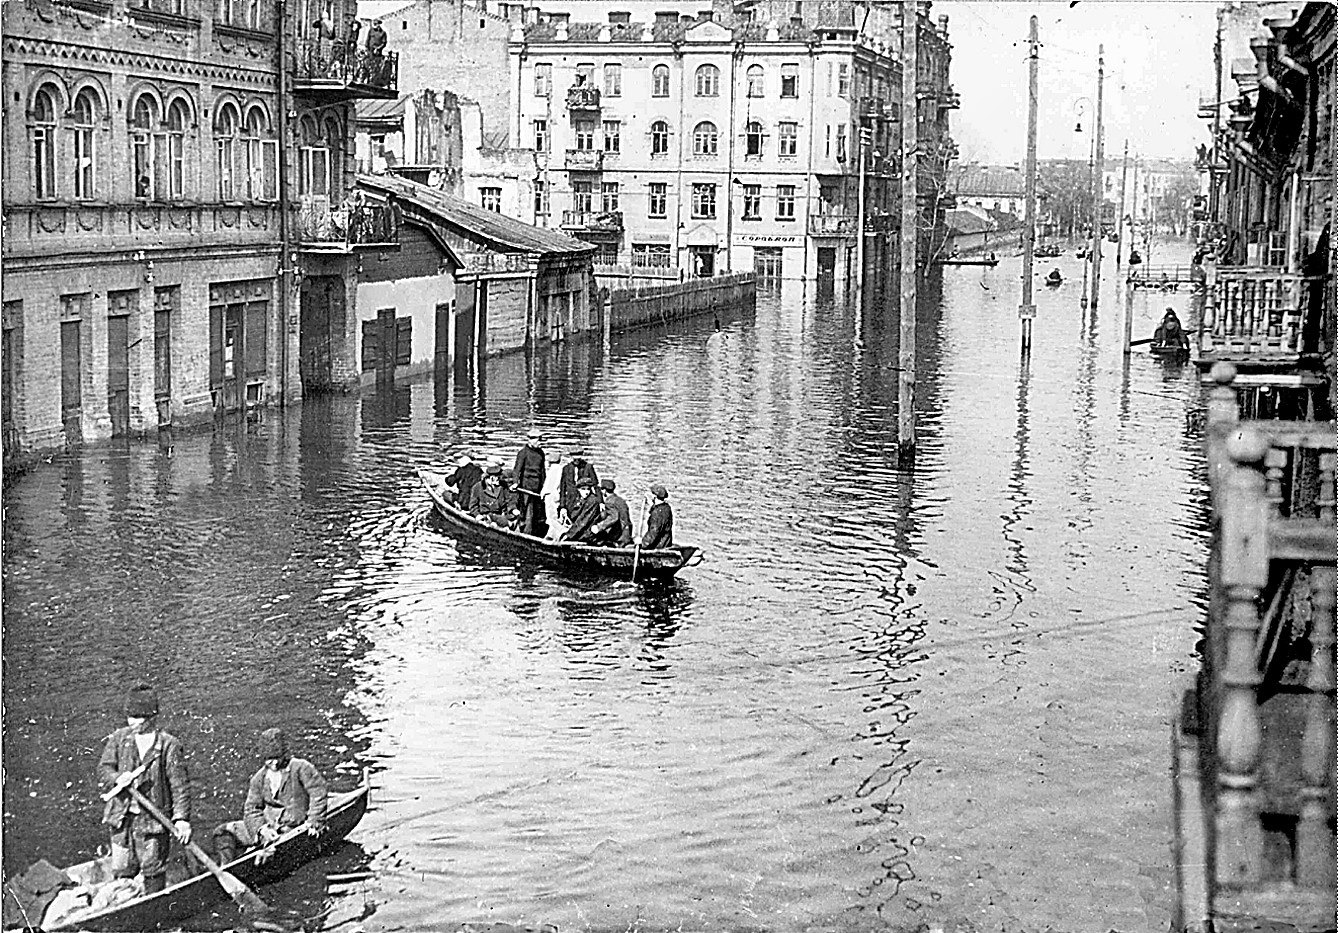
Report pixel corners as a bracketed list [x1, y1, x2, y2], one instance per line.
[221, 873, 270, 915]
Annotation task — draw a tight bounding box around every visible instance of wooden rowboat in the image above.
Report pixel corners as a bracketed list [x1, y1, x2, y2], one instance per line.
[24, 776, 369, 932]
[419, 469, 701, 580]
[1150, 340, 1190, 362]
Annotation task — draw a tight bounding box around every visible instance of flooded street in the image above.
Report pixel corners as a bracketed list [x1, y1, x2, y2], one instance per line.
[4, 242, 1211, 932]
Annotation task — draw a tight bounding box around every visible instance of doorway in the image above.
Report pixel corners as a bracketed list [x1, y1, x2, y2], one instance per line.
[60, 319, 83, 444]
[817, 247, 837, 301]
[107, 313, 130, 437]
[300, 276, 345, 394]
[689, 246, 715, 278]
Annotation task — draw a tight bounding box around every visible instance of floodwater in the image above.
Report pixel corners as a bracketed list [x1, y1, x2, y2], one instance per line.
[3, 240, 1211, 932]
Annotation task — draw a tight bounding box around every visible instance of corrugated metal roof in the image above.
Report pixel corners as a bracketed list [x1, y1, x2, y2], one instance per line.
[945, 208, 993, 236]
[356, 96, 406, 125]
[358, 173, 595, 257]
[954, 165, 1026, 197]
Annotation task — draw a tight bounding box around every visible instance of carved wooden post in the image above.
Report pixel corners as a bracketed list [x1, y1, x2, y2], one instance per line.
[1262, 448, 1286, 517]
[1215, 426, 1270, 886]
[1206, 362, 1239, 488]
[1296, 558, 1335, 888]
[1203, 255, 1218, 352]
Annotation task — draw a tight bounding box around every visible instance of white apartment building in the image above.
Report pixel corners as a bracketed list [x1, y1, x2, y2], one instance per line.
[508, 6, 953, 288]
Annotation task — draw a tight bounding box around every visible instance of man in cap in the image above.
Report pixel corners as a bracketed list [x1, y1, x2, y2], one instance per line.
[558, 449, 600, 521]
[560, 476, 604, 543]
[97, 684, 192, 894]
[590, 478, 633, 546]
[513, 429, 548, 537]
[468, 463, 516, 528]
[443, 453, 482, 508]
[641, 484, 674, 548]
[212, 728, 328, 865]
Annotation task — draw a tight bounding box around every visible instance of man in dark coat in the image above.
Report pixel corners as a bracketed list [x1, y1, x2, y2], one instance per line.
[468, 464, 516, 527]
[512, 429, 547, 537]
[444, 454, 482, 508]
[561, 477, 604, 542]
[591, 478, 633, 546]
[212, 728, 328, 865]
[558, 449, 600, 521]
[641, 484, 674, 549]
[98, 684, 192, 895]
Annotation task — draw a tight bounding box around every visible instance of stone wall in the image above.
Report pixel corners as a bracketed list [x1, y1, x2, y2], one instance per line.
[607, 271, 755, 333]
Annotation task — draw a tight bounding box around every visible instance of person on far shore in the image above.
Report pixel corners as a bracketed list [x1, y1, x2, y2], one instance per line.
[641, 484, 674, 549]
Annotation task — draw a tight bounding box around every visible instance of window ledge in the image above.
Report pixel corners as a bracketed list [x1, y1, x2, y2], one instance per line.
[57, 0, 111, 13]
[214, 21, 273, 41]
[127, 7, 201, 28]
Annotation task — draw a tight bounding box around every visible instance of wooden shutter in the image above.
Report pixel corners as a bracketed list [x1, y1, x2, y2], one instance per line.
[361, 318, 379, 371]
[394, 316, 412, 366]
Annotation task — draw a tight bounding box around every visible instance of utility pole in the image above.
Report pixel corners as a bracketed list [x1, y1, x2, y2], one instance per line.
[1210, 6, 1224, 220]
[856, 126, 868, 304]
[1090, 44, 1105, 310]
[1020, 15, 1039, 355]
[898, 0, 918, 453]
[1117, 139, 1129, 273]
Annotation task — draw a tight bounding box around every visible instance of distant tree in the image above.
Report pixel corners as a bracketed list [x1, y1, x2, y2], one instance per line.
[1157, 173, 1200, 236]
[1037, 160, 1096, 239]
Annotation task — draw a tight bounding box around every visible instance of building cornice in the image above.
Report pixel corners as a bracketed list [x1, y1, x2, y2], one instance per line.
[3, 34, 277, 86]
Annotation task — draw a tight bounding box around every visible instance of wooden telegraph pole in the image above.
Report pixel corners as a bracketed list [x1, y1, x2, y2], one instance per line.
[1090, 44, 1105, 310]
[898, 0, 918, 454]
[1020, 15, 1039, 353]
[1117, 139, 1129, 273]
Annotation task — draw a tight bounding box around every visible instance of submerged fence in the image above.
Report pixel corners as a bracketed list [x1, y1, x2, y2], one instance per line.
[606, 271, 755, 334]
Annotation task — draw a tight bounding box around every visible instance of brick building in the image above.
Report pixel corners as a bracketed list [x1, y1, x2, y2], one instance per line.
[1, 0, 400, 465]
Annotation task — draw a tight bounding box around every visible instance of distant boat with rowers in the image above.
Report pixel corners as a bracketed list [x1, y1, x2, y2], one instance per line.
[936, 253, 1000, 267]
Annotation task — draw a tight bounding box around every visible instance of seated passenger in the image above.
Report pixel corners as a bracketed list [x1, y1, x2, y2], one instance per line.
[212, 729, 327, 865]
[558, 450, 600, 522]
[443, 454, 482, 508]
[1153, 308, 1189, 349]
[468, 464, 515, 527]
[560, 478, 603, 543]
[641, 484, 674, 549]
[590, 479, 633, 546]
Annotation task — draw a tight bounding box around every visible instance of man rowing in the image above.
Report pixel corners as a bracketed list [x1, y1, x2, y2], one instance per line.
[212, 728, 328, 865]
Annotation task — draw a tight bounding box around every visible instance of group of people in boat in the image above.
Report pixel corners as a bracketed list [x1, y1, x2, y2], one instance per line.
[440, 429, 674, 549]
[4, 683, 330, 925]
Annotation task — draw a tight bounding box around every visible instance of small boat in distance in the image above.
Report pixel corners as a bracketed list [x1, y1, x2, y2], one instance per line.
[936, 254, 1000, 267]
[419, 470, 701, 580]
[18, 775, 370, 932]
[1044, 269, 1064, 287]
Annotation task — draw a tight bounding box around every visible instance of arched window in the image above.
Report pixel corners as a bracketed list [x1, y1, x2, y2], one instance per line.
[745, 119, 764, 157]
[166, 99, 190, 200]
[651, 64, 670, 98]
[692, 120, 717, 156]
[31, 84, 59, 200]
[130, 94, 161, 199]
[214, 102, 240, 200]
[694, 64, 719, 97]
[70, 89, 97, 200]
[746, 64, 764, 98]
[298, 115, 329, 198]
[323, 116, 343, 200]
[244, 106, 276, 201]
[650, 119, 670, 156]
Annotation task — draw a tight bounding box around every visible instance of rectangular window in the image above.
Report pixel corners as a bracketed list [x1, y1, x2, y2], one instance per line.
[825, 124, 831, 158]
[836, 124, 847, 162]
[608, 11, 630, 23]
[33, 126, 57, 200]
[691, 182, 716, 218]
[632, 243, 672, 267]
[534, 179, 549, 215]
[742, 184, 761, 219]
[576, 63, 595, 87]
[600, 181, 619, 212]
[534, 63, 552, 97]
[781, 63, 799, 98]
[778, 121, 798, 157]
[572, 180, 593, 213]
[533, 119, 548, 152]
[837, 62, 850, 97]
[244, 300, 268, 377]
[596, 242, 619, 264]
[72, 125, 95, 200]
[602, 120, 620, 153]
[652, 66, 670, 97]
[132, 132, 152, 198]
[776, 184, 796, 219]
[480, 186, 502, 211]
[575, 122, 596, 151]
[154, 287, 177, 400]
[648, 182, 667, 217]
[603, 63, 622, 97]
[217, 136, 236, 200]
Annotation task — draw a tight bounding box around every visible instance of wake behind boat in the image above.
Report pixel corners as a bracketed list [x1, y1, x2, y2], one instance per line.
[6, 776, 369, 932]
[419, 469, 701, 580]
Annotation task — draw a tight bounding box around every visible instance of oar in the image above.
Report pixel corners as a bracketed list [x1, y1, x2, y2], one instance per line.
[630, 494, 647, 584]
[1129, 337, 1155, 347]
[124, 784, 271, 916]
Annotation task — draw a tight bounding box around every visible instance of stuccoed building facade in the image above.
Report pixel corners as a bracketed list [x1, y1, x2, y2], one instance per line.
[508, 0, 953, 293]
[1, 0, 400, 465]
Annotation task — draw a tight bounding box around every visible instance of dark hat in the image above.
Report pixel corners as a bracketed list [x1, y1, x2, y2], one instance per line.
[125, 684, 159, 719]
[485, 463, 502, 476]
[577, 476, 597, 488]
[599, 478, 616, 492]
[650, 484, 669, 500]
[257, 727, 289, 761]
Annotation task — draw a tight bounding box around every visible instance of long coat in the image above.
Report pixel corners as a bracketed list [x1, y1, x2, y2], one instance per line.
[562, 493, 604, 542]
[468, 480, 513, 523]
[243, 758, 329, 834]
[641, 501, 673, 549]
[558, 459, 600, 516]
[512, 445, 546, 493]
[596, 492, 633, 545]
[445, 462, 483, 506]
[98, 727, 191, 830]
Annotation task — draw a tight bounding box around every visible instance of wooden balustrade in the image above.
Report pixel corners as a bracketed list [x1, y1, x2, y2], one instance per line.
[1200, 266, 1324, 363]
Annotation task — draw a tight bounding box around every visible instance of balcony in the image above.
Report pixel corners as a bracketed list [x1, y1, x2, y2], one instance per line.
[858, 97, 887, 121]
[808, 214, 856, 237]
[561, 210, 623, 235]
[295, 196, 398, 252]
[292, 38, 398, 102]
[564, 149, 604, 171]
[566, 84, 601, 113]
[1198, 267, 1330, 371]
[940, 87, 961, 110]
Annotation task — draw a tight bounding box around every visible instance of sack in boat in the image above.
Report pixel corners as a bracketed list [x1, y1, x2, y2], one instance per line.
[44, 876, 143, 929]
[2, 859, 74, 929]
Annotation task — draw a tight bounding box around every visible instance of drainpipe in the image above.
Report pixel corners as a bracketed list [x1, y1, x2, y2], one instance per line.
[277, 0, 293, 405]
[724, 40, 741, 273]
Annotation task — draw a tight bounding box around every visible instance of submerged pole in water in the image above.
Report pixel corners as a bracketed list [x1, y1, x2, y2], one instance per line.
[1019, 15, 1039, 354]
[1090, 44, 1105, 310]
[898, 0, 918, 454]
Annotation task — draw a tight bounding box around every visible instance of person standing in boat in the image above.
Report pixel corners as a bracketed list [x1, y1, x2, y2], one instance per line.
[561, 477, 604, 542]
[97, 684, 192, 896]
[591, 478, 633, 546]
[212, 728, 328, 865]
[1153, 307, 1189, 349]
[443, 453, 482, 508]
[468, 464, 515, 527]
[513, 429, 548, 537]
[558, 449, 600, 522]
[641, 484, 674, 549]
[541, 449, 567, 540]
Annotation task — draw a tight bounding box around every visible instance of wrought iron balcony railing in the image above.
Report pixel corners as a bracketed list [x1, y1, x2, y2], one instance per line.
[561, 210, 622, 231]
[808, 214, 857, 236]
[564, 149, 604, 171]
[293, 38, 398, 100]
[566, 85, 601, 112]
[295, 196, 398, 251]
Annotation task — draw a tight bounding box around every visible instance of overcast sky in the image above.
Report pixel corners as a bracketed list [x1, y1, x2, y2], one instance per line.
[936, 1, 1219, 166]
